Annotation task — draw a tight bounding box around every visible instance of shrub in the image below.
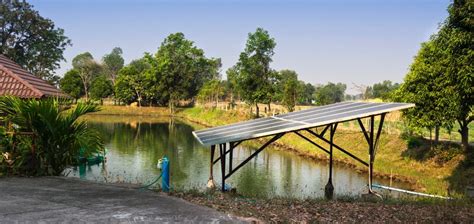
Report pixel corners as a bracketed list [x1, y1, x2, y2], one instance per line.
[0, 96, 103, 176]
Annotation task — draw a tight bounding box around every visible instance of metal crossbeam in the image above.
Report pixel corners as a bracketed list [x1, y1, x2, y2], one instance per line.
[213, 141, 242, 164]
[225, 133, 284, 179]
[305, 129, 369, 167]
[293, 131, 330, 154]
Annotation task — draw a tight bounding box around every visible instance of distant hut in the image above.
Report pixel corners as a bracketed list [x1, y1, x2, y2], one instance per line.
[0, 54, 68, 127]
[0, 54, 68, 99]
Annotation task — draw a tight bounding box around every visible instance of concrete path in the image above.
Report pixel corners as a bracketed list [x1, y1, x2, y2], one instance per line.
[0, 177, 245, 223]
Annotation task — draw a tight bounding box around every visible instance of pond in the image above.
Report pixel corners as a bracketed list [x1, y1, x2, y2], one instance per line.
[66, 115, 408, 199]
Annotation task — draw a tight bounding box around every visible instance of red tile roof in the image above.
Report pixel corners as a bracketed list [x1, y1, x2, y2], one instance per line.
[0, 54, 68, 98]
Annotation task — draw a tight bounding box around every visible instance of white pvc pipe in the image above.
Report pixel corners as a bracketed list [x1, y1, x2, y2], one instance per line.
[372, 184, 452, 200]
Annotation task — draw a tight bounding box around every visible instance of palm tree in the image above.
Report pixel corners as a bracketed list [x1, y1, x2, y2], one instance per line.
[0, 96, 103, 175]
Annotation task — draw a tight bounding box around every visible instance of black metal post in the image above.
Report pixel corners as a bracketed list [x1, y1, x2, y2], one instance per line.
[325, 123, 337, 199]
[219, 143, 227, 191]
[208, 145, 216, 188]
[368, 116, 375, 193]
[229, 142, 234, 173]
[213, 141, 242, 165]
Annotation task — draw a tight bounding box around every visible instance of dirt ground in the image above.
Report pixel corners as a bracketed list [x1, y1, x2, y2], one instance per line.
[172, 191, 474, 223]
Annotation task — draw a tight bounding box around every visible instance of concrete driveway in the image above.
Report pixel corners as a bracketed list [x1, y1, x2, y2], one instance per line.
[0, 177, 245, 223]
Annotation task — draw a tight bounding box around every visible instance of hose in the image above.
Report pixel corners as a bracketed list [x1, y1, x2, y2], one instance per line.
[139, 173, 163, 190]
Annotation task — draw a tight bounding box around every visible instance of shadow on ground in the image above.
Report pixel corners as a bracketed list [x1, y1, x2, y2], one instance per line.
[446, 148, 474, 197]
[400, 136, 473, 197]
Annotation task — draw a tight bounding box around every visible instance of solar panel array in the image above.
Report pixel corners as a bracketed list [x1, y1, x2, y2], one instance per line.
[193, 102, 415, 146]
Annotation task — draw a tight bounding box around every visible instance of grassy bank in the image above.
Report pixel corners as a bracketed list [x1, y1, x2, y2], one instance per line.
[93, 105, 473, 197]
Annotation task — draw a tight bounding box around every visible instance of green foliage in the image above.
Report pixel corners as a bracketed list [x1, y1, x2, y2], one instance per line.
[276, 70, 300, 112]
[0, 1, 71, 83]
[366, 80, 400, 100]
[72, 52, 102, 101]
[396, 0, 473, 150]
[441, 0, 473, 150]
[406, 136, 423, 149]
[230, 28, 277, 117]
[394, 40, 455, 134]
[102, 47, 124, 85]
[299, 82, 315, 105]
[197, 78, 224, 107]
[59, 69, 84, 99]
[0, 96, 103, 176]
[115, 58, 151, 106]
[90, 75, 113, 101]
[314, 82, 346, 105]
[226, 66, 240, 103]
[145, 33, 221, 111]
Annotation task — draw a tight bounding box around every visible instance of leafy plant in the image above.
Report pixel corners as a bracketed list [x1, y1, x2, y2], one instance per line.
[0, 96, 104, 176]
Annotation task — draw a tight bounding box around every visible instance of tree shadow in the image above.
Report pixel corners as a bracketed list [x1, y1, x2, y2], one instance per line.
[446, 147, 474, 197]
[401, 136, 463, 164]
[401, 136, 474, 196]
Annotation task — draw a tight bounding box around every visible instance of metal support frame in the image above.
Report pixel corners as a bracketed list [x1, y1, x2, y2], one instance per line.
[357, 113, 386, 193]
[213, 141, 242, 165]
[293, 131, 330, 154]
[207, 145, 216, 188]
[207, 113, 387, 196]
[225, 133, 284, 179]
[219, 143, 227, 191]
[209, 133, 284, 192]
[306, 129, 369, 167]
[324, 123, 338, 199]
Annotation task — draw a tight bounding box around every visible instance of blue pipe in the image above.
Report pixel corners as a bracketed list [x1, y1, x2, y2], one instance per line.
[161, 156, 170, 192]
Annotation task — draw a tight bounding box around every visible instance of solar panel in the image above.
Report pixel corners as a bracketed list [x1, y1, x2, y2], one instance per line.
[192, 102, 415, 146]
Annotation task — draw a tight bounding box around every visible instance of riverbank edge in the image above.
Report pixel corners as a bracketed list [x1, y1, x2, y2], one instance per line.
[89, 106, 422, 189]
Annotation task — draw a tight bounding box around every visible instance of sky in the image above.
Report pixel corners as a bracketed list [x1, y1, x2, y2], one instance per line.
[30, 0, 450, 94]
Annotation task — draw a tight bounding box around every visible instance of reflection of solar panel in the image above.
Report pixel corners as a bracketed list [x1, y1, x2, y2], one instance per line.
[193, 102, 415, 146]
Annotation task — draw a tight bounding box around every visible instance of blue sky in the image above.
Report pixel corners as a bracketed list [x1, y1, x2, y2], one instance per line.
[30, 0, 449, 94]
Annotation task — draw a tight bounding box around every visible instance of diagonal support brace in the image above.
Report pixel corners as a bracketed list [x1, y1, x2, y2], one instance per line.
[213, 141, 242, 165]
[306, 129, 369, 167]
[293, 131, 330, 154]
[225, 133, 284, 179]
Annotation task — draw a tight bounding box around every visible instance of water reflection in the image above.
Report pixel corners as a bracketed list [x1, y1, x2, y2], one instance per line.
[66, 116, 407, 199]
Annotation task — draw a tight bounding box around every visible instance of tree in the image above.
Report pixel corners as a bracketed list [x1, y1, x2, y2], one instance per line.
[72, 52, 101, 101]
[353, 83, 370, 100]
[226, 66, 240, 106]
[90, 75, 113, 103]
[314, 82, 346, 105]
[231, 28, 277, 117]
[440, 0, 473, 150]
[396, 0, 473, 150]
[102, 47, 124, 86]
[276, 70, 300, 112]
[148, 33, 220, 112]
[0, 1, 71, 82]
[365, 80, 400, 100]
[395, 40, 455, 144]
[197, 78, 224, 107]
[59, 69, 84, 100]
[299, 82, 315, 105]
[115, 58, 151, 106]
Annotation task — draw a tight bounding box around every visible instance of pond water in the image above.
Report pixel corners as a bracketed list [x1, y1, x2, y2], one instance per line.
[66, 115, 408, 199]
